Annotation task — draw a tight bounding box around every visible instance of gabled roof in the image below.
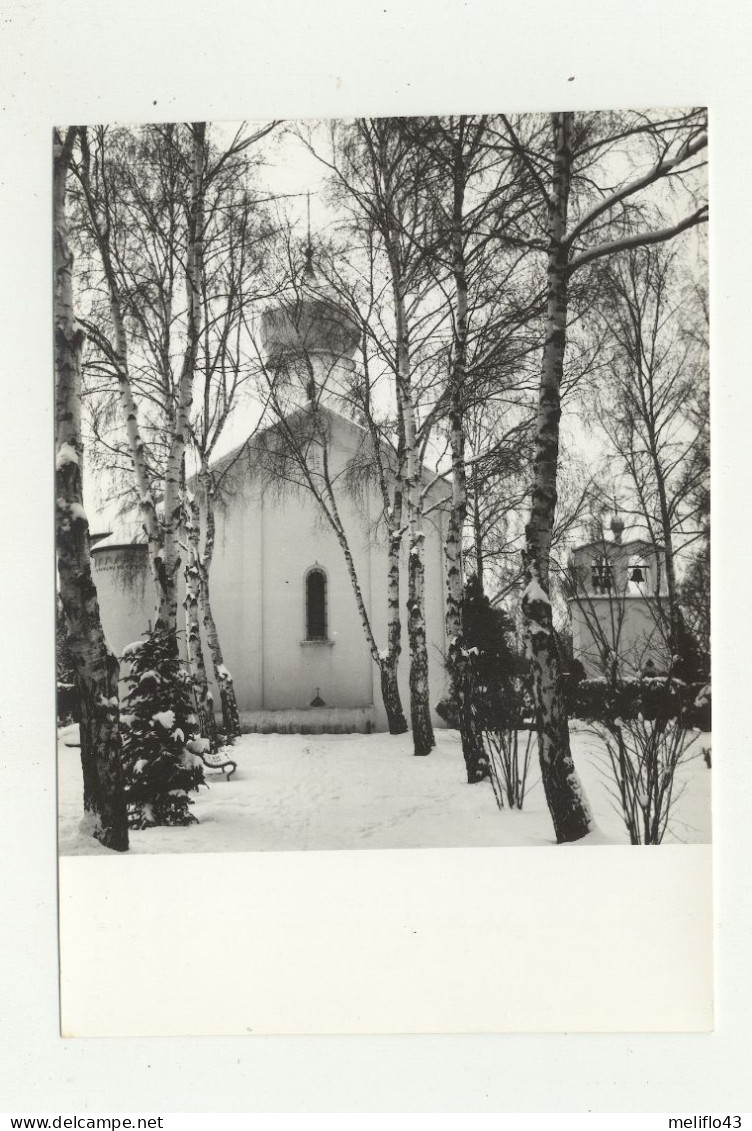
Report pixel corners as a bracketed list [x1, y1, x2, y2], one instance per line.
[90, 522, 148, 554]
[210, 403, 451, 497]
[209, 402, 369, 478]
[92, 405, 451, 551]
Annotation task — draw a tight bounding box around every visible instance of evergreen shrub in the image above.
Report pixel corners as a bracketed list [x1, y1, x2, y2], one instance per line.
[120, 629, 205, 828]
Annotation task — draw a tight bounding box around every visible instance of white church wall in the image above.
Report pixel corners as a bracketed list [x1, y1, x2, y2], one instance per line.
[259, 485, 374, 711]
[91, 545, 152, 660]
[570, 595, 672, 679]
[205, 486, 264, 712]
[202, 414, 379, 720]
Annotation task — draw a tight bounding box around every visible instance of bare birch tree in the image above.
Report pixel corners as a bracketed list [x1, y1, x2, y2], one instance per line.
[54, 127, 128, 852]
[73, 123, 207, 642]
[290, 224, 426, 737]
[247, 256, 411, 735]
[185, 182, 277, 739]
[589, 246, 709, 660]
[499, 108, 707, 841]
[74, 126, 172, 630]
[73, 122, 276, 740]
[405, 113, 548, 780]
[317, 118, 445, 757]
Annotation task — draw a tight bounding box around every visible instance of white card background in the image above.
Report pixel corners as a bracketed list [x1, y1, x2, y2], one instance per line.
[60, 846, 712, 1036]
[2, 0, 749, 1110]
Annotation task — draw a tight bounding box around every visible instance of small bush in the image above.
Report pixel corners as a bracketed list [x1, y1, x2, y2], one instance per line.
[569, 676, 710, 730]
[689, 683, 711, 731]
[435, 696, 459, 728]
[462, 575, 534, 809]
[485, 725, 536, 811]
[568, 675, 708, 844]
[120, 629, 205, 829]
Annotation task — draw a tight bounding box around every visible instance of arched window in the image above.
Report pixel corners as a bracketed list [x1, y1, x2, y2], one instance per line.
[305, 567, 327, 640]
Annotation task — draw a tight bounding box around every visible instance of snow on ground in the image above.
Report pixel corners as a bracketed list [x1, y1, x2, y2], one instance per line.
[57, 723, 712, 855]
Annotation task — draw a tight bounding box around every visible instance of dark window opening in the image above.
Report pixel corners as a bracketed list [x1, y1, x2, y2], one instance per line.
[306, 568, 327, 640]
[591, 557, 613, 594]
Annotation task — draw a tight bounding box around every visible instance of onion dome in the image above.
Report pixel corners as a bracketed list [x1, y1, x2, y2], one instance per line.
[610, 512, 625, 544]
[260, 246, 360, 367]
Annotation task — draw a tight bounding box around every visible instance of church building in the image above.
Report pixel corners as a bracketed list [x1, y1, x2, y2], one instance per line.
[90, 253, 450, 734]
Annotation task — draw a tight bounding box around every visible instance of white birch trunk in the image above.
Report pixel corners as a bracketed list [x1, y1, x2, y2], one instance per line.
[161, 123, 206, 638]
[54, 128, 128, 852]
[471, 463, 485, 592]
[652, 448, 681, 656]
[197, 472, 242, 740]
[394, 291, 435, 757]
[362, 362, 408, 734]
[523, 112, 593, 842]
[381, 475, 409, 734]
[183, 496, 217, 746]
[445, 131, 489, 782]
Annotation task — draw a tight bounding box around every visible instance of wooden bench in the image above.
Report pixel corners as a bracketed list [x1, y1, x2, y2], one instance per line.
[197, 747, 237, 780]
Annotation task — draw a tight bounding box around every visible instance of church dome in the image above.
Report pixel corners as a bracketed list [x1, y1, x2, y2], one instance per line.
[260, 249, 360, 367]
[610, 512, 625, 544]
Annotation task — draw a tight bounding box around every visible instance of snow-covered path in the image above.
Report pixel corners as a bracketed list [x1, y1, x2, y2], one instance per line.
[57, 724, 711, 855]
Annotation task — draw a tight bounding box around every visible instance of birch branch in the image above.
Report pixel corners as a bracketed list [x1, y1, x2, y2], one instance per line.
[569, 207, 708, 274]
[565, 131, 707, 249]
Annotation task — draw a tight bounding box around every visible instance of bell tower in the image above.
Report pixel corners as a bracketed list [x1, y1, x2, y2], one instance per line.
[567, 516, 672, 679]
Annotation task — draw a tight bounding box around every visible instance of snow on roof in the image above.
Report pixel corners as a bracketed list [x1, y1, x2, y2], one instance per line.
[210, 403, 451, 494]
[90, 522, 148, 553]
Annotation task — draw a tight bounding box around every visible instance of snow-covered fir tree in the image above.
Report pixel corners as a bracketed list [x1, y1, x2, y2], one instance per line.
[121, 629, 205, 828]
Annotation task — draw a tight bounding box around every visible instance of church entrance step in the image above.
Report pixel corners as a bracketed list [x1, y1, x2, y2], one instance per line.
[239, 706, 375, 735]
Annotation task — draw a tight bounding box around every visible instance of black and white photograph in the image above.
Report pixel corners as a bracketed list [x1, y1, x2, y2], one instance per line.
[55, 111, 710, 858]
[6, 0, 751, 1107]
